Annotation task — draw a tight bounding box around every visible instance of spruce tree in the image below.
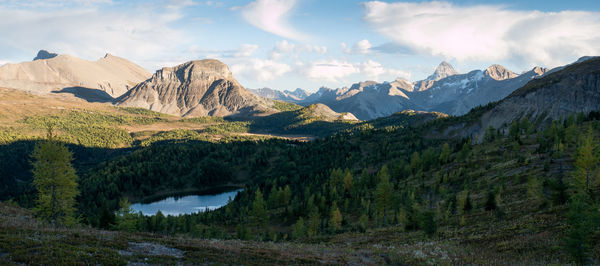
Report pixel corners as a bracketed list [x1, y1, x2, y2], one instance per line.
[31, 128, 79, 226]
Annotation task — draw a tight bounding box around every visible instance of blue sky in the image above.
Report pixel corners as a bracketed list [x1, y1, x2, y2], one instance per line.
[0, 0, 599, 92]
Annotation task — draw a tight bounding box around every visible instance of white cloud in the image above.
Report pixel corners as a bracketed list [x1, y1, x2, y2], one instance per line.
[166, 0, 197, 9]
[342, 39, 372, 54]
[363, 1, 600, 67]
[300, 59, 410, 83]
[359, 60, 410, 81]
[241, 0, 308, 41]
[234, 44, 259, 57]
[0, 5, 189, 71]
[301, 59, 359, 83]
[231, 58, 291, 82]
[270, 40, 326, 59]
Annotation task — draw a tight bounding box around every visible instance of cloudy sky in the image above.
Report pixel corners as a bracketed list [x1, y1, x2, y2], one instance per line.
[0, 0, 599, 91]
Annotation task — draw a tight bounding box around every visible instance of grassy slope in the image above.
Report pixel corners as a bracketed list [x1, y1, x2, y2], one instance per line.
[0, 202, 381, 265]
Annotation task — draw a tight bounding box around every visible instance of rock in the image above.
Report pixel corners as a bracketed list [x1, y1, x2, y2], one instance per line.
[117, 59, 275, 117]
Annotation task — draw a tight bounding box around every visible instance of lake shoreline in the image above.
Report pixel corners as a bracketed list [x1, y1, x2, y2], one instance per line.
[133, 185, 244, 204]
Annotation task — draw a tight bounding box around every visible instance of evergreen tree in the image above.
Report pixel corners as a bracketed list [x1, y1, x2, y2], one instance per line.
[329, 202, 342, 233]
[292, 217, 306, 239]
[251, 188, 268, 238]
[439, 142, 451, 164]
[375, 166, 393, 226]
[573, 129, 599, 192]
[564, 193, 600, 264]
[113, 198, 137, 232]
[31, 128, 79, 226]
[307, 209, 320, 237]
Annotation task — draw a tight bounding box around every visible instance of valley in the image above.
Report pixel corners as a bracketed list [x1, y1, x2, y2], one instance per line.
[1, 50, 600, 265]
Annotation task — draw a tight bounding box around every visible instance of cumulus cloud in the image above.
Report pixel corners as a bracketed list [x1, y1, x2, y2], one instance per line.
[363, 1, 600, 67]
[231, 58, 292, 82]
[241, 0, 308, 41]
[300, 59, 407, 83]
[234, 44, 259, 57]
[270, 40, 327, 59]
[359, 60, 410, 81]
[341, 39, 372, 54]
[0, 4, 189, 71]
[301, 59, 359, 83]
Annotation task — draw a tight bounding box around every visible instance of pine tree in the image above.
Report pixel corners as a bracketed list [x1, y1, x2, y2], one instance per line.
[31, 128, 79, 226]
[574, 129, 599, 192]
[307, 209, 320, 237]
[329, 202, 342, 233]
[113, 198, 137, 232]
[375, 166, 393, 226]
[564, 193, 600, 264]
[292, 217, 306, 239]
[251, 188, 267, 238]
[439, 142, 451, 163]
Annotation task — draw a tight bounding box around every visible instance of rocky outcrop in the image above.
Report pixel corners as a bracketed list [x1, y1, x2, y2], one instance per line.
[0, 51, 150, 99]
[117, 59, 276, 117]
[484, 64, 518, 80]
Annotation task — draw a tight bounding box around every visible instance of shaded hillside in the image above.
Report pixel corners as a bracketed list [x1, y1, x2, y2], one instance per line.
[439, 56, 600, 139]
[117, 59, 276, 117]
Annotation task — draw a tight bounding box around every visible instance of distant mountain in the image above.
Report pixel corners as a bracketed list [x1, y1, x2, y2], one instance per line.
[248, 87, 309, 102]
[0, 50, 150, 100]
[446, 56, 600, 139]
[300, 61, 548, 120]
[33, 50, 58, 61]
[117, 59, 276, 117]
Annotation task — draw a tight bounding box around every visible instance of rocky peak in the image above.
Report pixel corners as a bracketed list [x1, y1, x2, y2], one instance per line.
[153, 59, 233, 84]
[531, 66, 548, 76]
[484, 64, 518, 80]
[427, 61, 458, 81]
[33, 50, 58, 61]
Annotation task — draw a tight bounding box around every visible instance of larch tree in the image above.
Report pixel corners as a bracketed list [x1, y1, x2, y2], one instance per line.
[375, 165, 393, 226]
[574, 129, 599, 192]
[251, 188, 267, 238]
[31, 127, 79, 226]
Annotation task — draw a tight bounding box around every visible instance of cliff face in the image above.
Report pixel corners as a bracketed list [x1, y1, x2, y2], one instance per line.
[117, 59, 275, 117]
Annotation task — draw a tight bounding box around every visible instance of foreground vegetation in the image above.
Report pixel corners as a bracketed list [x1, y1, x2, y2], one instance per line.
[2, 88, 600, 264]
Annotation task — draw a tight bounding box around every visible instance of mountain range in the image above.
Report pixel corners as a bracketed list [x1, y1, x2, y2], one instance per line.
[0, 50, 150, 101]
[250, 61, 549, 120]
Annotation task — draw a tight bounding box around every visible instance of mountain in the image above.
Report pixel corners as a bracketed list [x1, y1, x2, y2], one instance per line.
[0, 50, 150, 100]
[248, 87, 309, 102]
[33, 50, 58, 61]
[427, 61, 459, 81]
[447, 56, 600, 139]
[117, 59, 276, 117]
[300, 61, 548, 120]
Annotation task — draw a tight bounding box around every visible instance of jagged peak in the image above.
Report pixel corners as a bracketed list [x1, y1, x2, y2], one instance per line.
[427, 61, 458, 81]
[484, 64, 518, 80]
[33, 50, 58, 61]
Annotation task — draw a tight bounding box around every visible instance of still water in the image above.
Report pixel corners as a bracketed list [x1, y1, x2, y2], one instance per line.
[130, 189, 243, 216]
